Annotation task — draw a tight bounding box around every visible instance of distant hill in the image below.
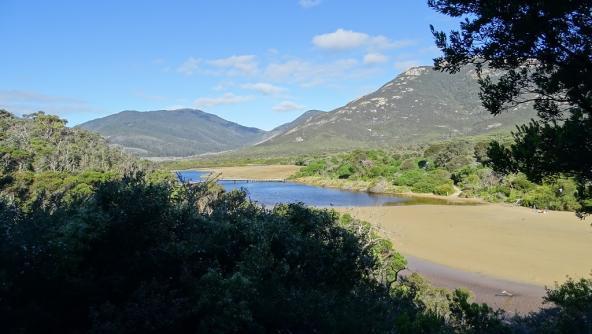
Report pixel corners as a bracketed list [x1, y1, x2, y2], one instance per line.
[80, 66, 537, 158]
[78, 109, 265, 157]
[250, 66, 537, 154]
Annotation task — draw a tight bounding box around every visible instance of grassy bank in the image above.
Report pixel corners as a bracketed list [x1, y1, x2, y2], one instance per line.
[292, 176, 483, 204]
[293, 143, 582, 212]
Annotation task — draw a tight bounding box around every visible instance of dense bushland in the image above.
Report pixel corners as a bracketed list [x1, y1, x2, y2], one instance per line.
[0, 111, 145, 208]
[294, 139, 581, 211]
[1, 111, 591, 333]
[2, 171, 591, 333]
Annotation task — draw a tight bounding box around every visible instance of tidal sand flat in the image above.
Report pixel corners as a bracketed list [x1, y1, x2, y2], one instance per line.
[337, 205, 592, 312]
[337, 204, 592, 286]
[196, 165, 301, 180]
[401, 255, 547, 314]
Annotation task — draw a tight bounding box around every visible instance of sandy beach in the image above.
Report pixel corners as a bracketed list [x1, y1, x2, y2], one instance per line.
[337, 205, 592, 312]
[337, 205, 592, 286]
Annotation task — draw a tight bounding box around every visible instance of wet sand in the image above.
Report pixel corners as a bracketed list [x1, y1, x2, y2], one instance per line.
[402, 255, 547, 314]
[196, 165, 301, 180]
[337, 204, 592, 312]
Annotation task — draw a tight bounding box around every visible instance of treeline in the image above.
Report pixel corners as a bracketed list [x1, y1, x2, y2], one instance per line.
[0, 110, 151, 208]
[294, 138, 581, 211]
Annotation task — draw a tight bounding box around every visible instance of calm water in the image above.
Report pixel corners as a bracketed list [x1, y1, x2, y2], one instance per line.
[177, 171, 407, 207]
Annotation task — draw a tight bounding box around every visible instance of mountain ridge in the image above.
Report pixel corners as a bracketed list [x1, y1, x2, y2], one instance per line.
[247, 65, 536, 154]
[79, 65, 537, 157]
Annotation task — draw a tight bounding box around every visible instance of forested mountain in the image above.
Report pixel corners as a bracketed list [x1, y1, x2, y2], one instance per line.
[78, 108, 266, 157]
[252, 66, 537, 154]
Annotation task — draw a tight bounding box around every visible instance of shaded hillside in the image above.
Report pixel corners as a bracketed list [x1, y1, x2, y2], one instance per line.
[78, 109, 265, 157]
[251, 66, 537, 154]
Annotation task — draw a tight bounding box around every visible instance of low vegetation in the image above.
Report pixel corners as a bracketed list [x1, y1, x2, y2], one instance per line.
[293, 138, 582, 212]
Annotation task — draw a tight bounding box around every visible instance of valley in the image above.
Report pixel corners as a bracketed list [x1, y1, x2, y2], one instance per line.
[5, 1, 592, 332]
[177, 164, 592, 313]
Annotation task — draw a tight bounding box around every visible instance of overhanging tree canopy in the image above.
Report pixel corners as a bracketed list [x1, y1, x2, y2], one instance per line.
[429, 0, 592, 215]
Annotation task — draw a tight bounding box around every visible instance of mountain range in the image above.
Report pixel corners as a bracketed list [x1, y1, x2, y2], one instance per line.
[79, 65, 537, 157]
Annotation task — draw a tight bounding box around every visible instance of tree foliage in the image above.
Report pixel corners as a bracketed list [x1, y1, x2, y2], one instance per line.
[429, 0, 592, 215]
[0, 110, 140, 208]
[0, 172, 414, 333]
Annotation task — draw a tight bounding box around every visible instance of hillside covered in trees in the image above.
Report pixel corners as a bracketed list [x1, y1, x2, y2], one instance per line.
[0, 111, 145, 207]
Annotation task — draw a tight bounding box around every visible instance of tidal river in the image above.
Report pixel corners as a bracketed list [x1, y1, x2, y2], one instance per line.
[177, 170, 407, 207]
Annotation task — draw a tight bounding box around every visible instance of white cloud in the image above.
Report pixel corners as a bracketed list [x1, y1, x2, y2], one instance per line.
[312, 28, 414, 51]
[363, 52, 388, 65]
[394, 60, 421, 71]
[312, 29, 369, 50]
[208, 55, 258, 75]
[241, 82, 286, 95]
[265, 58, 358, 86]
[177, 57, 201, 75]
[212, 81, 235, 91]
[272, 101, 305, 112]
[299, 0, 321, 8]
[193, 93, 253, 108]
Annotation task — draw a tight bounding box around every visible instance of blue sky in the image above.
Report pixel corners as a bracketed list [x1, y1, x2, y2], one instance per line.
[0, 0, 456, 130]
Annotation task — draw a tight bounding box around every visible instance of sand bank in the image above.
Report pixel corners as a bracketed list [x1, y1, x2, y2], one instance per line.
[337, 204, 592, 287]
[196, 165, 301, 180]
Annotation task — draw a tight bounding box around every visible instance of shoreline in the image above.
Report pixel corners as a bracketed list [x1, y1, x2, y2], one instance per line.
[401, 254, 547, 314]
[291, 176, 485, 205]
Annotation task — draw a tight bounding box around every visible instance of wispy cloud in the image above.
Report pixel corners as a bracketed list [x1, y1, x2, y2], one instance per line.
[241, 82, 286, 95]
[0, 90, 100, 119]
[299, 0, 321, 8]
[312, 28, 414, 51]
[208, 55, 258, 76]
[193, 93, 253, 108]
[265, 58, 358, 87]
[363, 52, 389, 65]
[0, 90, 81, 104]
[272, 101, 305, 112]
[177, 57, 201, 75]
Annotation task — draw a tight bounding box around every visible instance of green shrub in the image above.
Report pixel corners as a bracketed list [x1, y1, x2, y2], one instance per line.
[394, 170, 425, 187]
[399, 158, 417, 171]
[296, 159, 327, 177]
[335, 162, 355, 179]
[433, 183, 455, 196]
